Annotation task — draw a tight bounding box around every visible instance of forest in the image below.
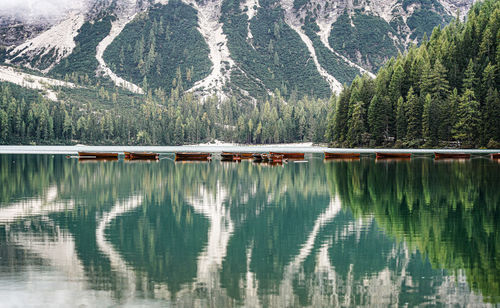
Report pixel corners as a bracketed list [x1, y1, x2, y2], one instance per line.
[0, 80, 328, 145]
[0, 0, 498, 147]
[325, 0, 500, 148]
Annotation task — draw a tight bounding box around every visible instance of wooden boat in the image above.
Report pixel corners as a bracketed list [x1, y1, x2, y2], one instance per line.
[375, 152, 411, 159]
[491, 153, 500, 159]
[221, 153, 241, 162]
[434, 152, 471, 159]
[222, 152, 253, 160]
[253, 154, 264, 162]
[175, 152, 212, 161]
[269, 154, 284, 163]
[324, 152, 360, 159]
[78, 152, 118, 158]
[124, 152, 159, 160]
[233, 153, 254, 159]
[270, 152, 305, 159]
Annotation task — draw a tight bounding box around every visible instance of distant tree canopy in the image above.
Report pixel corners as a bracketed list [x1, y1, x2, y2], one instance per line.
[325, 0, 500, 148]
[0, 82, 329, 145]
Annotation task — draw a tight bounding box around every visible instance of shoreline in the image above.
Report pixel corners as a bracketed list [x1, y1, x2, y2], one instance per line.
[0, 145, 498, 155]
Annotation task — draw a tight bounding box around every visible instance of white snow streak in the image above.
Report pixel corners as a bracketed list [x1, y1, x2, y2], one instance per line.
[280, 0, 343, 94]
[364, 0, 399, 23]
[182, 0, 234, 101]
[316, 19, 375, 78]
[95, 1, 144, 94]
[7, 12, 85, 73]
[0, 65, 78, 101]
[438, 0, 474, 19]
[240, 0, 260, 40]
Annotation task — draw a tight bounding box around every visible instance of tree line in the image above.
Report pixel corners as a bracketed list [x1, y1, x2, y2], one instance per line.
[0, 81, 329, 145]
[325, 0, 500, 148]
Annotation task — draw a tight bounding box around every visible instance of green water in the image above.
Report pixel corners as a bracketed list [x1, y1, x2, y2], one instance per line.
[0, 154, 498, 307]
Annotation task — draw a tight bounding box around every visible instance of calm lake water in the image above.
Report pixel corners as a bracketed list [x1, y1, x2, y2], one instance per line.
[0, 154, 498, 307]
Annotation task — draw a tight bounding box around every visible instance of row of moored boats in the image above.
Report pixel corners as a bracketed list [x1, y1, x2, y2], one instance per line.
[327, 152, 500, 159]
[77, 152, 159, 161]
[176, 152, 305, 163]
[76, 151, 500, 162]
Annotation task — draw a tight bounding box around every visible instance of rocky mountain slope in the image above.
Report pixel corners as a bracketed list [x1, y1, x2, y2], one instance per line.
[0, 0, 474, 101]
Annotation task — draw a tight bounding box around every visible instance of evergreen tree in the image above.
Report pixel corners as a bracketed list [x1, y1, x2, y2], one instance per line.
[405, 87, 422, 141]
[332, 89, 350, 143]
[484, 88, 500, 143]
[422, 94, 440, 146]
[346, 101, 366, 147]
[453, 89, 481, 147]
[396, 96, 407, 141]
[367, 95, 387, 145]
[0, 109, 7, 143]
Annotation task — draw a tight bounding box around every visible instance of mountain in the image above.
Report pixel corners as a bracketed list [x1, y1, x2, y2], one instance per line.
[0, 0, 474, 101]
[325, 0, 500, 148]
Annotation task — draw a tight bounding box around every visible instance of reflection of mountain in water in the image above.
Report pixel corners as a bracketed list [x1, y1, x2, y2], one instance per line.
[0, 155, 498, 305]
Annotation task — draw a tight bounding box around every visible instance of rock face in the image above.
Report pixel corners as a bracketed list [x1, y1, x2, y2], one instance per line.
[0, 18, 50, 47]
[0, 0, 475, 99]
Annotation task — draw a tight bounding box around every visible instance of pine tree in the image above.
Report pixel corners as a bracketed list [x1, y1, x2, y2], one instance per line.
[63, 111, 73, 140]
[405, 87, 422, 141]
[484, 88, 500, 143]
[462, 59, 478, 91]
[346, 101, 366, 147]
[332, 89, 350, 143]
[422, 94, 439, 146]
[430, 59, 450, 102]
[367, 95, 386, 145]
[453, 89, 481, 147]
[0, 109, 8, 143]
[396, 96, 407, 142]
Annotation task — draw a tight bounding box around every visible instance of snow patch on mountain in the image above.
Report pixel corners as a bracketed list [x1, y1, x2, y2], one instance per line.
[240, 0, 260, 40]
[281, 0, 343, 94]
[363, 0, 399, 23]
[438, 0, 475, 18]
[6, 12, 85, 73]
[316, 18, 375, 78]
[95, 0, 146, 94]
[0, 65, 78, 101]
[95, 16, 144, 94]
[182, 0, 234, 101]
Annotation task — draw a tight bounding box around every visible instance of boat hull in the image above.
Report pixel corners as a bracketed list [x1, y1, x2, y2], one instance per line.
[175, 152, 212, 161]
[434, 153, 471, 159]
[78, 152, 118, 158]
[124, 152, 159, 160]
[270, 152, 304, 159]
[269, 154, 284, 163]
[253, 154, 264, 162]
[324, 152, 360, 159]
[223, 152, 253, 159]
[221, 153, 242, 161]
[375, 152, 411, 159]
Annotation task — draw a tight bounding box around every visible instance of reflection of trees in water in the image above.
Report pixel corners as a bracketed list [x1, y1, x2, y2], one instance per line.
[326, 159, 500, 303]
[0, 156, 497, 305]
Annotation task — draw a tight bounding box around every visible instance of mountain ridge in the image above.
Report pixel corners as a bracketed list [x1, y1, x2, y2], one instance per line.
[0, 0, 475, 101]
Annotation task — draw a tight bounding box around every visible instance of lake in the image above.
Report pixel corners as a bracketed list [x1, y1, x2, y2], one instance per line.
[0, 153, 498, 307]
